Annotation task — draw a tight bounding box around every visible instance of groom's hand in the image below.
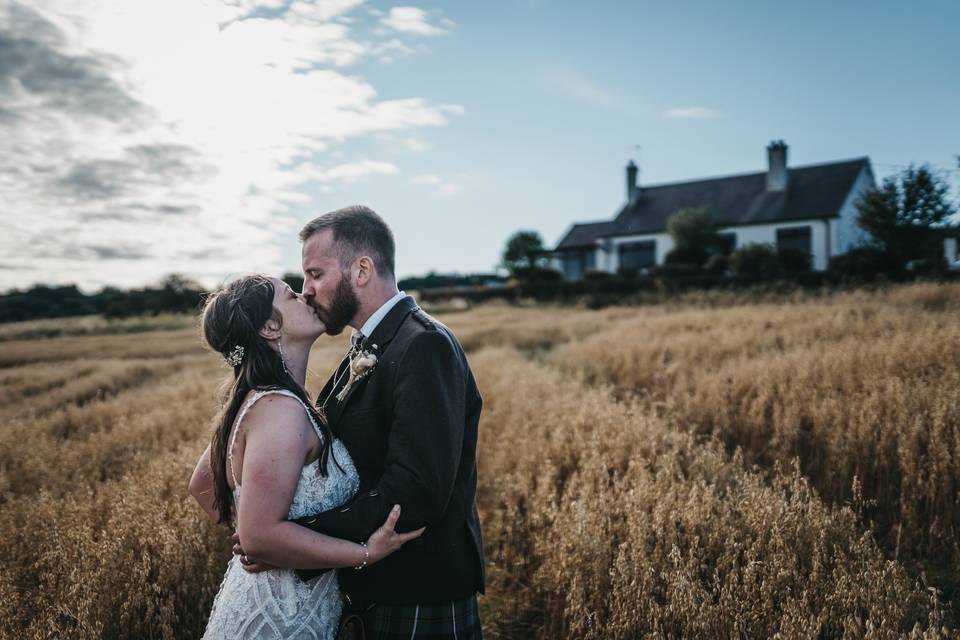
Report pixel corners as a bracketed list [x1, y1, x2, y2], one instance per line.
[229, 531, 276, 574]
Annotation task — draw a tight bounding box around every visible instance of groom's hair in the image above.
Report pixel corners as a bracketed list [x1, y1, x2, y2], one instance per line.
[299, 205, 396, 279]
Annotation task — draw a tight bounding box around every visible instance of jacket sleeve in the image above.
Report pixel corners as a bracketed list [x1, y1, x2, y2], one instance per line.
[292, 329, 466, 576]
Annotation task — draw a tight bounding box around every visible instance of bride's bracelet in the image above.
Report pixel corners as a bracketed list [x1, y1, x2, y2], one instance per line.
[354, 542, 369, 571]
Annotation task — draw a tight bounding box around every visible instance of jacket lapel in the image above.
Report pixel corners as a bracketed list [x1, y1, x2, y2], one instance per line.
[324, 295, 419, 428]
[316, 351, 352, 430]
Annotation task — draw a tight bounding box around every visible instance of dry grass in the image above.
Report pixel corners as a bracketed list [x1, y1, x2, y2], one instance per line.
[1, 282, 958, 638]
[0, 324, 354, 639]
[472, 347, 948, 638]
[548, 283, 960, 595]
[0, 313, 197, 343]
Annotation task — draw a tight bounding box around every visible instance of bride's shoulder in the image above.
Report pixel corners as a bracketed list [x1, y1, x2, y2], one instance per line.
[239, 389, 312, 435]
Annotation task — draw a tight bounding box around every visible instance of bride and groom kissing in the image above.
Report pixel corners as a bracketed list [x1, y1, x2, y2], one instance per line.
[188, 205, 485, 639]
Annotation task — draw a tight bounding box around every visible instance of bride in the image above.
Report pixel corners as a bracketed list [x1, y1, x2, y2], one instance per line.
[187, 274, 423, 639]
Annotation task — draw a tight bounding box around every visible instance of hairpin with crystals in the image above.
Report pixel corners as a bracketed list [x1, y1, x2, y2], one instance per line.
[224, 344, 245, 367]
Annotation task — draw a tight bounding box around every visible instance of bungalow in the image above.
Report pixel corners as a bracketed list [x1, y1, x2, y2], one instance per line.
[552, 141, 878, 280]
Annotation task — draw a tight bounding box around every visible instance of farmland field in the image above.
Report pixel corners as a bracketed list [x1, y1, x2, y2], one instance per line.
[2, 283, 959, 638]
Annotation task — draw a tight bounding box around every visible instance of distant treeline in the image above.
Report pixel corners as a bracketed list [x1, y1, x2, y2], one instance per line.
[0, 275, 207, 323]
[397, 272, 507, 290]
[0, 272, 508, 324]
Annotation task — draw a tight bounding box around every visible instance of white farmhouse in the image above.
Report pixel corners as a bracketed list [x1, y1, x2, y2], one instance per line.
[553, 141, 880, 280]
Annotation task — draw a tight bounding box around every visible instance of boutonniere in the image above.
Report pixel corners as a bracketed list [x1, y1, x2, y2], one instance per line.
[335, 341, 379, 402]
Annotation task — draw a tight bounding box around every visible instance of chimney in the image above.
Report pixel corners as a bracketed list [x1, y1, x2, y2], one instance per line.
[766, 140, 788, 191]
[626, 160, 638, 202]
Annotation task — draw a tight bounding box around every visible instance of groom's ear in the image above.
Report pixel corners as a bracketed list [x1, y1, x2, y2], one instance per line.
[355, 255, 374, 287]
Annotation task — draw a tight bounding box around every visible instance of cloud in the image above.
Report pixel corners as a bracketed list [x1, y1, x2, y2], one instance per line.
[547, 71, 628, 111]
[662, 106, 722, 119]
[87, 245, 151, 260]
[410, 173, 459, 196]
[410, 174, 441, 185]
[54, 144, 210, 200]
[436, 183, 459, 196]
[301, 160, 399, 183]
[372, 38, 416, 63]
[0, 7, 145, 121]
[381, 7, 447, 35]
[0, 1, 463, 291]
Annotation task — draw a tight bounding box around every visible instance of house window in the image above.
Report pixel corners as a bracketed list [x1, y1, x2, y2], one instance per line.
[776, 226, 812, 254]
[619, 240, 657, 269]
[560, 250, 595, 280]
[584, 249, 596, 271]
[708, 232, 736, 256]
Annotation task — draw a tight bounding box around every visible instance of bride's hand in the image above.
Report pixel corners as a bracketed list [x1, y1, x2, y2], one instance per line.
[230, 531, 277, 573]
[365, 505, 426, 564]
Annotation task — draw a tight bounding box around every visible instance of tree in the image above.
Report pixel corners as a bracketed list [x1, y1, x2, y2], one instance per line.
[855, 164, 957, 264]
[160, 273, 203, 292]
[501, 230, 549, 272]
[665, 207, 722, 265]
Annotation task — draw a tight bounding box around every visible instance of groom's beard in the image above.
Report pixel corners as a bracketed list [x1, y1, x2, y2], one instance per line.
[315, 273, 359, 336]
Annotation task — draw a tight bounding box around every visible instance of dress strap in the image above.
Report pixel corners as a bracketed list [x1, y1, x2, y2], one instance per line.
[227, 388, 325, 487]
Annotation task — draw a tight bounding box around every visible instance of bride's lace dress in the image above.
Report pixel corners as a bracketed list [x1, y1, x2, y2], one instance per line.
[202, 389, 360, 640]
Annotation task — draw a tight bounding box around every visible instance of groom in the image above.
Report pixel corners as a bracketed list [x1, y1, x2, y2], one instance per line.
[242, 205, 485, 637]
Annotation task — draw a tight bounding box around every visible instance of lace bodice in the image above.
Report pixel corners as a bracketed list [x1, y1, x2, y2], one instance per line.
[202, 389, 360, 639]
[226, 388, 358, 520]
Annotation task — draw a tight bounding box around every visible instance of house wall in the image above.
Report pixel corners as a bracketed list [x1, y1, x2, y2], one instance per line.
[835, 164, 875, 253]
[607, 233, 674, 272]
[946, 237, 958, 264]
[600, 220, 832, 271]
[727, 220, 831, 270]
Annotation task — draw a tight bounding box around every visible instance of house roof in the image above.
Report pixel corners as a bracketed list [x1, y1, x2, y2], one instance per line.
[555, 157, 871, 251]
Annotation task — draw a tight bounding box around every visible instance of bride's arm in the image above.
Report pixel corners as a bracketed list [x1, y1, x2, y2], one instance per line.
[188, 444, 220, 523]
[237, 395, 421, 569]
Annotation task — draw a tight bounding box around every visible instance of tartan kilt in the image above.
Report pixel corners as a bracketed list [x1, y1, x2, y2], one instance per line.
[351, 594, 482, 640]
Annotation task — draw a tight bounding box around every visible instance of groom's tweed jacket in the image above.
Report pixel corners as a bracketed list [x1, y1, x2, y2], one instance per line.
[294, 295, 485, 605]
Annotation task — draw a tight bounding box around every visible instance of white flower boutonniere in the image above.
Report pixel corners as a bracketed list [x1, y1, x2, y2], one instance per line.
[335, 345, 379, 402]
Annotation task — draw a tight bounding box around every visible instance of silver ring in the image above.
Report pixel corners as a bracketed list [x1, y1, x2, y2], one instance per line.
[242, 555, 250, 565]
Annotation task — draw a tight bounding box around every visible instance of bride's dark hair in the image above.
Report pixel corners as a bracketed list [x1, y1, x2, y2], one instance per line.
[201, 274, 337, 526]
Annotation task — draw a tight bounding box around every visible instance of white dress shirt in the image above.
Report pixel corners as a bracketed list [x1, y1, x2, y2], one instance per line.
[351, 290, 407, 347]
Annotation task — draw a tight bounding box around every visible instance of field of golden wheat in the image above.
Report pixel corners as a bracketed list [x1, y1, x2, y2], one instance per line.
[2, 283, 959, 638]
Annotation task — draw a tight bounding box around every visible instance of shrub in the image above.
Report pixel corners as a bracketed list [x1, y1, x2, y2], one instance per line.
[650, 262, 701, 277]
[729, 243, 781, 278]
[665, 206, 721, 255]
[829, 247, 903, 280]
[664, 245, 709, 267]
[582, 269, 615, 282]
[512, 266, 564, 282]
[907, 255, 950, 278]
[777, 247, 812, 273]
[704, 254, 730, 275]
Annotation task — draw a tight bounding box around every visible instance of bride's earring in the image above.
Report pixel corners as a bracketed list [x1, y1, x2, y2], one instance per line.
[277, 339, 291, 376]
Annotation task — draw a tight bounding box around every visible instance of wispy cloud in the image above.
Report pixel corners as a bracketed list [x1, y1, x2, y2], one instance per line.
[662, 106, 722, 119]
[410, 174, 442, 186]
[0, 1, 462, 290]
[381, 7, 447, 35]
[410, 173, 459, 196]
[546, 71, 628, 111]
[302, 160, 399, 183]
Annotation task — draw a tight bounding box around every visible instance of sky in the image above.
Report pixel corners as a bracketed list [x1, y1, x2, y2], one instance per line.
[1, 0, 958, 292]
